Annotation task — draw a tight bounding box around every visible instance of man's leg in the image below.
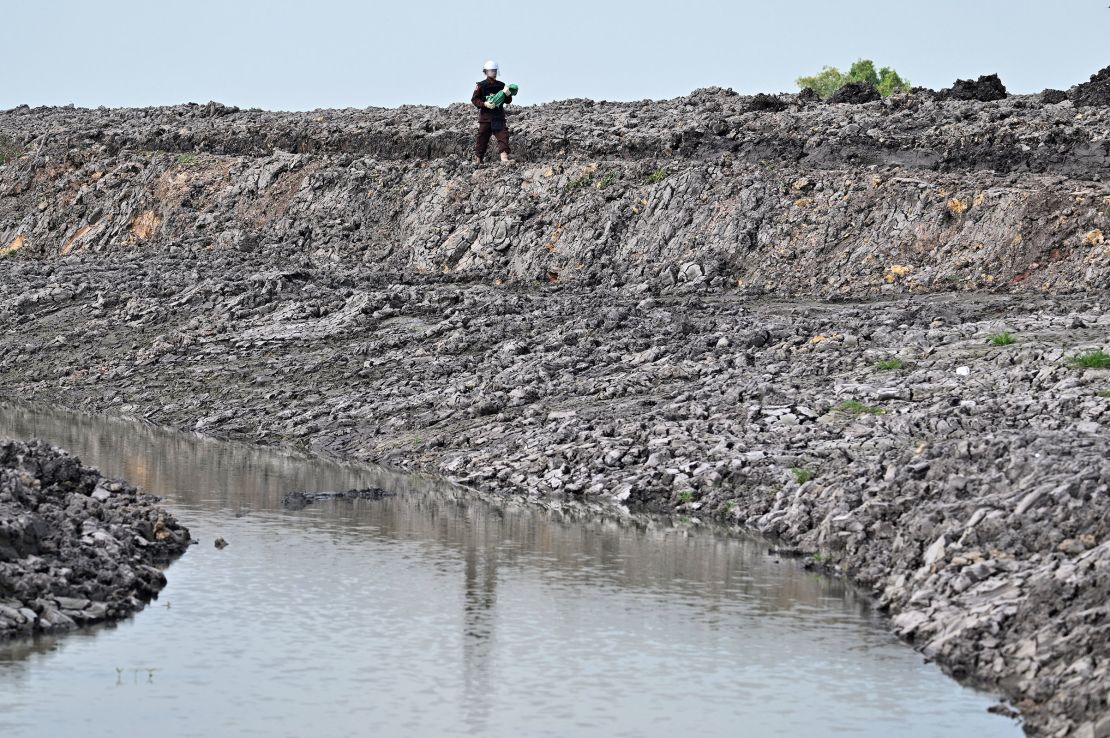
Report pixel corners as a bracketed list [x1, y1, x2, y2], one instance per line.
[475, 122, 492, 163]
[495, 129, 510, 162]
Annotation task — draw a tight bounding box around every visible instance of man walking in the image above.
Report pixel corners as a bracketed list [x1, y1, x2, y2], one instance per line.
[472, 60, 513, 165]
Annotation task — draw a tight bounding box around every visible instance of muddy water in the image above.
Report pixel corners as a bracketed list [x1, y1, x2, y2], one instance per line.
[0, 403, 1019, 737]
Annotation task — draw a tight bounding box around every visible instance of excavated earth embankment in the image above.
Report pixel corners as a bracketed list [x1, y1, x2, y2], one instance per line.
[1, 71, 1110, 735]
[0, 439, 190, 639]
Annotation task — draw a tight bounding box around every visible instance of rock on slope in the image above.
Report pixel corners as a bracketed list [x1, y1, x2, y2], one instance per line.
[0, 439, 190, 639]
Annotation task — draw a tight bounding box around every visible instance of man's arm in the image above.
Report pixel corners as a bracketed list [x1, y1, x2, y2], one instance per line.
[472, 84, 497, 110]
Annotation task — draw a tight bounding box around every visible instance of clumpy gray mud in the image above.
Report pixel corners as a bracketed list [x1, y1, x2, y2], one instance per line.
[0, 439, 190, 639]
[2, 68, 1110, 736]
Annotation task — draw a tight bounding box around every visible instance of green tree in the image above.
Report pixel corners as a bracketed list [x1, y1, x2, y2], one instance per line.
[847, 59, 879, 87]
[796, 59, 910, 99]
[877, 66, 911, 96]
[796, 66, 847, 99]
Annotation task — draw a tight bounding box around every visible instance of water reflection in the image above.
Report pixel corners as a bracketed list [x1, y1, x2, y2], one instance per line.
[0, 400, 861, 611]
[0, 401, 1020, 738]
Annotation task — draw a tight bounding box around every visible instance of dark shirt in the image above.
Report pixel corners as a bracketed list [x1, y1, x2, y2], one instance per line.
[471, 78, 513, 125]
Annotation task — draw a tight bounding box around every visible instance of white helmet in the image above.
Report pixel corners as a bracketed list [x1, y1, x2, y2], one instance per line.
[483, 60, 499, 72]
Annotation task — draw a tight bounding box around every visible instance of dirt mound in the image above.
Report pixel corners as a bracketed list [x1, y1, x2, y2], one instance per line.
[944, 74, 1007, 102]
[1070, 65, 1110, 107]
[746, 93, 787, 112]
[795, 87, 821, 105]
[826, 82, 880, 105]
[0, 439, 190, 639]
[202, 100, 240, 118]
[1040, 88, 1068, 105]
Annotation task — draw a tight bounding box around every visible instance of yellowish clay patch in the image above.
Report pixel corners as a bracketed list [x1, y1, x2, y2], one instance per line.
[1, 234, 24, 256]
[884, 264, 913, 283]
[130, 211, 160, 241]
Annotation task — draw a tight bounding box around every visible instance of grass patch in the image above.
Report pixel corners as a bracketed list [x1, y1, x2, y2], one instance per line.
[790, 467, 814, 484]
[676, 490, 695, 504]
[1096, 390, 1110, 398]
[596, 170, 620, 189]
[1069, 349, 1110, 370]
[645, 168, 669, 184]
[876, 358, 905, 371]
[836, 399, 886, 416]
[174, 152, 198, 167]
[0, 135, 21, 165]
[990, 331, 1016, 346]
[565, 174, 592, 191]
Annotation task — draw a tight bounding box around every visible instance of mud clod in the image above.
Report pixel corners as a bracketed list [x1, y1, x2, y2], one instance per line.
[945, 73, 1008, 102]
[827, 82, 881, 105]
[1040, 88, 1068, 105]
[747, 93, 787, 112]
[1070, 65, 1110, 107]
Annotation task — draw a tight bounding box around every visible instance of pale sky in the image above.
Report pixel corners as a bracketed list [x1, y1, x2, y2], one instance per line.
[4, 0, 1108, 110]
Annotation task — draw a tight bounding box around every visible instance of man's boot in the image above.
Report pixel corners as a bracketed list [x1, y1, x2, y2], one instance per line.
[474, 156, 483, 166]
[499, 152, 511, 165]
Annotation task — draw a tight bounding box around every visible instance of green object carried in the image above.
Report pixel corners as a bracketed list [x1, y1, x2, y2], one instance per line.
[485, 83, 519, 108]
